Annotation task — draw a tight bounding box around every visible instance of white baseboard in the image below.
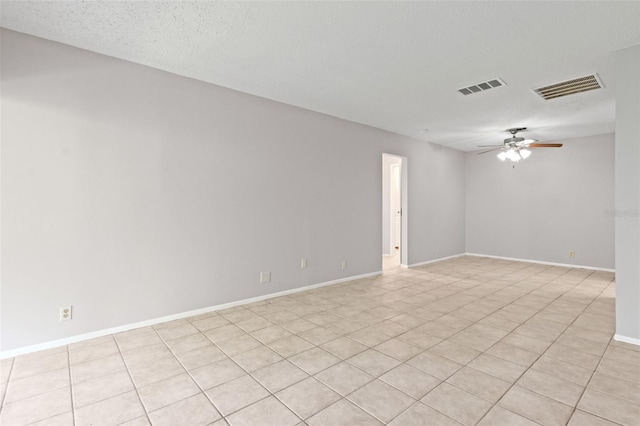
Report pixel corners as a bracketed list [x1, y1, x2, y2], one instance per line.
[407, 253, 466, 268]
[614, 334, 640, 346]
[465, 253, 615, 273]
[0, 270, 381, 359]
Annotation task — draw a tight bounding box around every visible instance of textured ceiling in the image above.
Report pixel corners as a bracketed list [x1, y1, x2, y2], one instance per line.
[2, 1, 639, 150]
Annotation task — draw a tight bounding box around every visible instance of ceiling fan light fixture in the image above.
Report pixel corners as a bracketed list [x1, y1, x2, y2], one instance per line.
[497, 151, 508, 161]
[520, 148, 531, 159]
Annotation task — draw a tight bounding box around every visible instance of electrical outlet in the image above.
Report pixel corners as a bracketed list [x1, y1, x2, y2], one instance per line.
[60, 306, 72, 321]
[341, 260, 347, 270]
[260, 271, 271, 283]
[569, 251, 575, 258]
[301, 258, 308, 269]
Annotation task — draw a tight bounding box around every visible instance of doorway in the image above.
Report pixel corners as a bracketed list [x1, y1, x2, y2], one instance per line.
[382, 154, 408, 270]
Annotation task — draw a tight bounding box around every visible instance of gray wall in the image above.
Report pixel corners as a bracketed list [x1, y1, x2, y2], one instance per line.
[0, 30, 466, 352]
[615, 44, 640, 343]
[465, 133, 615, 270]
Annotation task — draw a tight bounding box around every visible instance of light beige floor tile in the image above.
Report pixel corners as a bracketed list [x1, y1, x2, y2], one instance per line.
[597, 357, 640, 383]
[215, 334, 262, 357]
[206, 374, 269, 416]
[298, 327, 340, 345]
[430, 340, 481, 364]
[315, 362, 374, 396]
[267, 335, 314, 358]
[0, 387, 71, 426]
[373, 338, 423, 362]
[589, 371, 640, 405]
[500, 332, 551, 354]
[603, 345, 640, 365]
[477, 406, 539, 426]
[154, 322, 199, 341]
[121, 343, 172, 368]
[380, 364, 441, 399]
[114, 328, 157, 351]
[73, 370, 134, 408]
[346, 328, 390, 347]
[138, 372, 200, 412]
[307, 399, 382, 426]
[71, 353, 126, 384]
[226, 396, 300, 426]
[11, 351, 68, 381]
[250, 325, 293, 344]
[128, 355, 185, 387]
[232, 346, 283, 372]
[555, 334, 608, 357]
[204, 324, 246, 343]
[74, 390, 145, 426]
[276, 377, 341, 419]
[189, 315, 230, 332]
[498, 386, 573, 426]
[235, 316, 274, 333]
[320, 337, 367, 359]
[175, 344, 227, 370]
[407, 351, 462, 380]
[347, 349, 401, 377]
[422, 382, 492, 426]
[191, 358, 245, 390]
[484, 342, 538, 367]
[397, 329, 443, 349]
[567, 410, 619, 426]
[388, 401, 461, 425]
[545, 342, 602, 370]
[164, 332, 211, 355]
[467, 353, 527, 383]
[28, 411, 74, 426]
[280, 318, 318, 334]
[251, 360, 308, 393]
[348, 379, 414, 423]
[289, 348, 340, 375]
[417, 322, 459, 339]
[446, 366, 511, 403]
[517, 369, 584, 406]
[531, 356, 593, 386]
[69, 340, 119, 365]
[4, 367, 69, 404]
[262, 311, 299, 324]
[578, 388, 640, 425]
[119, 415, 151, 425]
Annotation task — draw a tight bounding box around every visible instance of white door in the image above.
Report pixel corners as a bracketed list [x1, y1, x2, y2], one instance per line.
[391, 164, 401, 251]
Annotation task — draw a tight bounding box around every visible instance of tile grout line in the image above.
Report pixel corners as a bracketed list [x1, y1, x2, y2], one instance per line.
[0, 358, 15, 416]
[67, 345, 76, 426]
[112, 337, 153, 425]
[474, 269, 614, 426]
[155, 320, 303, 425]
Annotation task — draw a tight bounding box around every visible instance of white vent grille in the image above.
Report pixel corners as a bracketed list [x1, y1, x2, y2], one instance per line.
[533, 74, 603, 100]
[458, 78, 505, 95]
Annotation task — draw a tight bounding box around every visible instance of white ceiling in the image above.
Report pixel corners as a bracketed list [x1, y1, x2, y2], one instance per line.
[2, 1, 639, 150]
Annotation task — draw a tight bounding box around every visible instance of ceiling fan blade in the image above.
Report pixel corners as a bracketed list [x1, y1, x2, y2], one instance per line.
[528, 143, 563, 148]
[477, 147, 504, 155]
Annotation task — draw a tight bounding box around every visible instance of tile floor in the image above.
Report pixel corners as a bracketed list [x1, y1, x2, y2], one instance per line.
[1, 256, 639, 426]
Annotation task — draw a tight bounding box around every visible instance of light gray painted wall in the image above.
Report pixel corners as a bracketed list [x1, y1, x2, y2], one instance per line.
[465, 133, 615, 270]
[0, 30, 466, 351]
[615, 44, 640, 342]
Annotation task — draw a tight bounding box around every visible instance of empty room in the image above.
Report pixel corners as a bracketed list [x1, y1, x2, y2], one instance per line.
[1, 2, 639, 425]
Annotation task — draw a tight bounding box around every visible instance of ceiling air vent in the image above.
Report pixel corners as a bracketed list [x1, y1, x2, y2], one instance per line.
[458, 78, 506, 95]
[533, 74, 603, 100]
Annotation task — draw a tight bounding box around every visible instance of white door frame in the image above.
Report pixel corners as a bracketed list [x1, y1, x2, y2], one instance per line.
[382, 153, 408, 267]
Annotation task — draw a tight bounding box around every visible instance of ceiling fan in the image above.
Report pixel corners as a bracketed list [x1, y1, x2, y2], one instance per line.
[477, 128, 563, 162]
